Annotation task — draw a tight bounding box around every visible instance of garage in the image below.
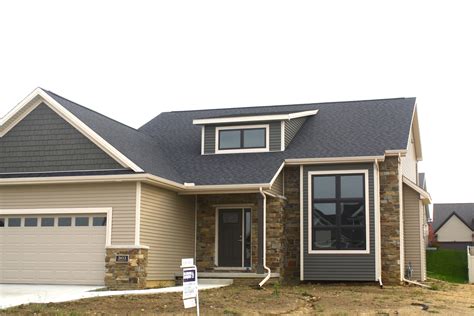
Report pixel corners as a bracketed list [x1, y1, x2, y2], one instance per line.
[0, 212, 108, 285]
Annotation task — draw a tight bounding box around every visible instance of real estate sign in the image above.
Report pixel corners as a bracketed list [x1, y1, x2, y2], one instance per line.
[181, 258, 200, 314]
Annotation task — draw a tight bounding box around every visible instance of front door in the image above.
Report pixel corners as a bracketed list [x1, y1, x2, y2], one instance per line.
[218, 209, 242, 267]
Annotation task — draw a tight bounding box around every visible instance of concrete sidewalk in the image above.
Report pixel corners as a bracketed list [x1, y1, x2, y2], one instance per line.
[1, 280, 232, 309]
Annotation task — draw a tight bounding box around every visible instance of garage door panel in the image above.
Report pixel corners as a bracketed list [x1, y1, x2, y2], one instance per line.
[0, 214, 106, 285]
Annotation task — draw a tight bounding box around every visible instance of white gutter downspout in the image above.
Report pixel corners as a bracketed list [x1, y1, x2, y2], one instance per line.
[375, 159, 383, 288]
[259, 187, 272, 287]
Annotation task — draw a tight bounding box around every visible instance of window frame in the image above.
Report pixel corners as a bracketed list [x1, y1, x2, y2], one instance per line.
[308, 170, 370, 254]
[215, 124, 270, 154]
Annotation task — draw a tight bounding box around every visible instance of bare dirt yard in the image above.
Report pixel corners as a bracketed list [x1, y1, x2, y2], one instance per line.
[3, 279, 474, 315]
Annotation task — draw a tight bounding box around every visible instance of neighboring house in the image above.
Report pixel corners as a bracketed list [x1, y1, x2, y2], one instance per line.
[0, 88, 432, 288]
[418, 173, 431, 248]
[433, 204, 474, 250]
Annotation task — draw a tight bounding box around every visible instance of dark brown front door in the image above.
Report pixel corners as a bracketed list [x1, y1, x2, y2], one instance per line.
[218, 209, 242, 267]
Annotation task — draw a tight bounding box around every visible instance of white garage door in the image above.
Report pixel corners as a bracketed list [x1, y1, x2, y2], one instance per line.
[0, 214, 107, 285]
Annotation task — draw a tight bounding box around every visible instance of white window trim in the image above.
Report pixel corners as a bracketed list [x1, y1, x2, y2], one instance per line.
[214, 206, 252, 268]
[214, 124, 270, 154]
[0, 207, 113, 246]
[307, 169, 370, 254]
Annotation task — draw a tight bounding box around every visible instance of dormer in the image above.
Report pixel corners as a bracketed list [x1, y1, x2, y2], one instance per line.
[193, 110, 318, 155]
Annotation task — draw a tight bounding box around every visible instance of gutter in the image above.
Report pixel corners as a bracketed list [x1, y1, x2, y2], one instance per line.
[258, 187, 272, 287]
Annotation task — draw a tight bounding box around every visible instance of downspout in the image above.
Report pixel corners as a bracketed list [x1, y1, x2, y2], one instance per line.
[375, 159, 383, 288]
[258, 187, 272, 287]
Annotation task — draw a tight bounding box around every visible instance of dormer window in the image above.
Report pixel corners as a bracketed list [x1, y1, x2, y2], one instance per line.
[194, 109, 318, 155]
[216, 125, 269, 154]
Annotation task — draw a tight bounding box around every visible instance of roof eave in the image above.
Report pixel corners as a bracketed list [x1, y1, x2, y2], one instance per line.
[192, 110, 318, 125]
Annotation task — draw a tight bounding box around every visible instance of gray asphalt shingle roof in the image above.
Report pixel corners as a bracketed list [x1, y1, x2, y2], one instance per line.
[46, 91, 416, 186]
[433, 203, 474, 232]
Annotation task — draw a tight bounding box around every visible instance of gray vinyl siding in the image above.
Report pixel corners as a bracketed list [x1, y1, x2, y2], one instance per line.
[0, 182, 137, 245]
[203, 126, 215, 154]
[403, 184, 425, 281]
[0, 103, 124, 173]
[140, 183, 195, 280]
[202, 121, 281, 154]
[268, 170, 284, 196]
[268, 121, 281, 151]
[285, 117, 307, 148]
[303, 163, 376, 281]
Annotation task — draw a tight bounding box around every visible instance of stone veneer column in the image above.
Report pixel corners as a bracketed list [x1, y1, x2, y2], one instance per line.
[265, 196, 285, 274]
[379, 156, 402, 284]
[105, 247, 148, 289]
[282, 166, 300, 281]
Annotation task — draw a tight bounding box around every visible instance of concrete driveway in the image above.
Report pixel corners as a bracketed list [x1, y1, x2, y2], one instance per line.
[0, 284, 103, 309]
[1, 280, 232, 310]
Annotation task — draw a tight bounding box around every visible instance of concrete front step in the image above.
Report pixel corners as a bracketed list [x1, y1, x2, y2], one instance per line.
[198, 278, 233, 286]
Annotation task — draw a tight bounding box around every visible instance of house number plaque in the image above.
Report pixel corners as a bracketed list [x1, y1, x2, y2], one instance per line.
[116, 254, 129, 263]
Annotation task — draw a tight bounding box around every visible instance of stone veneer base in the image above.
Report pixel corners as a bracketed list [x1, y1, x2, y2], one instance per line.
[105, 247, 148, 290]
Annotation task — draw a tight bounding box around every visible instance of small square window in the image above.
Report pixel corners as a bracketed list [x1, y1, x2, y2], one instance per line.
[58, 217, 72, 227]
[8, 218, 21, 227]
[41, 218, 55, 227]
[25, 218, 38, 227]
[75, 217, 89, 227]
[0, 218, 4, 227]
[93, 217, 107, 226]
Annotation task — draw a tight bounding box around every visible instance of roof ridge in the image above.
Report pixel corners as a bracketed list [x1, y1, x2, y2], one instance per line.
[45, 90, 140, 133]
[165, 97, 414, 114]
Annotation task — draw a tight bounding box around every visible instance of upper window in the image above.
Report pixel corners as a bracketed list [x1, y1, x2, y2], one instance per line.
[310, 172, 369, 253]
[216, 125, 268, 153]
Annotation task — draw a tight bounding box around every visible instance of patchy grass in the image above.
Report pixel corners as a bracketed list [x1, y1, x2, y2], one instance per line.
[427, 248, 468, 283]
[3, 281, 474, 315]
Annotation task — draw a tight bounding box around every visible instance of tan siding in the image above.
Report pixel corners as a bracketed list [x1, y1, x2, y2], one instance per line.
[0, 182, 136, 244]
[437, 215, 472, 242]
[269, 170, 284, 196]
[403, 184, 424, 281]
[140, 183, 195, 280]
[420, 206, 427, 280]
[401, 129, 418, 182]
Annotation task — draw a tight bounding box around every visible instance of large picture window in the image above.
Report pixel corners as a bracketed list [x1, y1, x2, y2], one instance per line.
[310, 172, 368, 252]
[216, 125, 269, 153]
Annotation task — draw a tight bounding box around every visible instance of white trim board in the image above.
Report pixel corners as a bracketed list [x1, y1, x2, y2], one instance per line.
[193, 110, 318, 125]
[0, 88, 143, 172]
[135, 182, 142, 246]
[307, 169, 371, 255]
[0, 207, 113, 246]
[299, 165, 304, 280]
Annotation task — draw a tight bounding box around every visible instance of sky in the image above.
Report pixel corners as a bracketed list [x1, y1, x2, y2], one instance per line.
[0, 1, 473, 205]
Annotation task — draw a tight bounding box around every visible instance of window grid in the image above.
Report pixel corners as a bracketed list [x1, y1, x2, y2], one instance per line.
[312, 174, 366, 251]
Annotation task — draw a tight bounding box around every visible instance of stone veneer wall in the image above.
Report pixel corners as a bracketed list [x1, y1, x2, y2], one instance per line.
[196, 194, 259, 271]
[195, 193, 286, 275]
[265, 196, 285, 274]
[379, 156, 402, 284]
[105, 247, 148, 289]
[281, 166, 300, 281]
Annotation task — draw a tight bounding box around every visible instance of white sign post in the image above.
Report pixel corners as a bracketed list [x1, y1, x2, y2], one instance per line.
[181, 258, 200, 316]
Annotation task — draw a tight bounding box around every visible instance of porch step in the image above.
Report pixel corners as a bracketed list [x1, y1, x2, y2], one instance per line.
[199, 278, 233, 286]
[175, 271, 280, 278]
